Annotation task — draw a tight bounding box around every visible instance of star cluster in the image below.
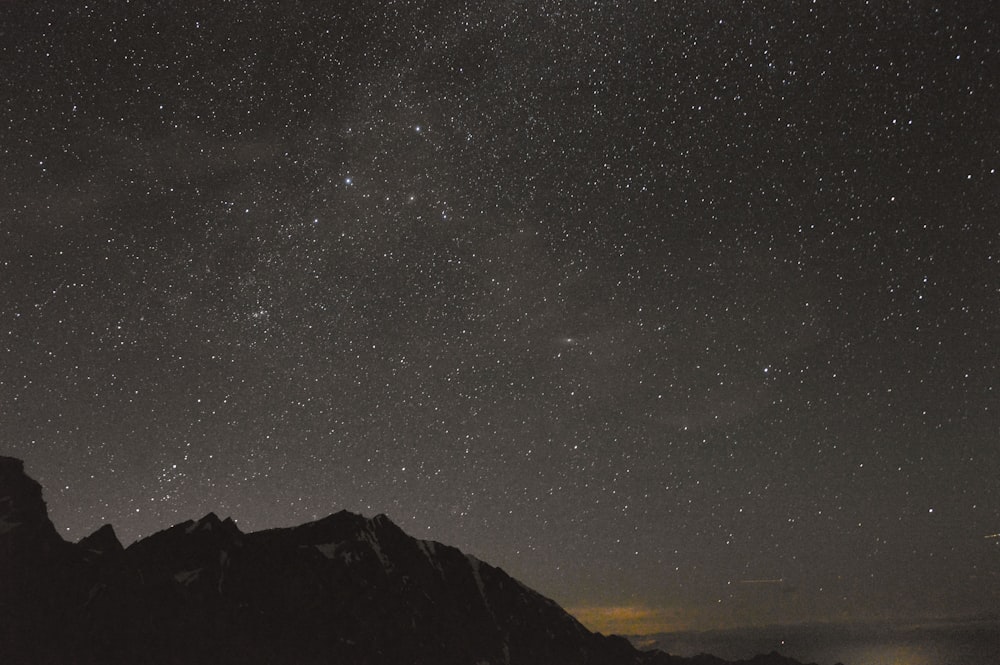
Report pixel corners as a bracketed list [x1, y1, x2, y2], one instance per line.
[1, 1, 997, 632]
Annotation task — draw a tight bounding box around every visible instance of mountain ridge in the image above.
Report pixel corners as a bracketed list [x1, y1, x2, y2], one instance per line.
[0, 456, 826, 665]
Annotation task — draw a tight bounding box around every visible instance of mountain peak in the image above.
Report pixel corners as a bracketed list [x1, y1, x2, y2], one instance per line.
[188, 511, 222, 532]
[78, 523, 124, 557]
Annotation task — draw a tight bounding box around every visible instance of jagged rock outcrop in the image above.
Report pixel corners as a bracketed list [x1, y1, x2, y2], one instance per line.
[78, 523, 124, 558]
[1, 457, 91, 663]
[0, 456, 65, 557]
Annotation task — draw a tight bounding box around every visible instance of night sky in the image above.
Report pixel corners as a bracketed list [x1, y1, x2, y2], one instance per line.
[2, 0, 998, 636]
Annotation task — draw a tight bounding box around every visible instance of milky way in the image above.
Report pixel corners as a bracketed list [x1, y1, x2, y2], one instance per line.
[1, 1, 997, 632]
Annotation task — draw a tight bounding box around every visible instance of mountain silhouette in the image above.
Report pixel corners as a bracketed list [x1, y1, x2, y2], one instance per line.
[0, 457, 824, 665]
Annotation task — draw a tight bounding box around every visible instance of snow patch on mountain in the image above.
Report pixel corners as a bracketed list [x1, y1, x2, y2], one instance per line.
[467, 554, 495, 619]
[360, 523, 391, 568]
[417, 539, 446, 575]
[0, 515, 21, 534]
[218, 550, 229, 593]
[174, 568, 203, 586]
[315, 541, 361, 565]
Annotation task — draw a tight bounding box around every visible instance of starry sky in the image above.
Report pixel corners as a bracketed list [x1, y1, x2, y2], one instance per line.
[2, 0, 997, 636]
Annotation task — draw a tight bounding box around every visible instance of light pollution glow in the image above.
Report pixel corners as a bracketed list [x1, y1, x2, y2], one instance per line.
[567, 605, 694, 636]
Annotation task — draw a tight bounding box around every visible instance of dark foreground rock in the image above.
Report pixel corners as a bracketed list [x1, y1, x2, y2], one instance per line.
[0, 457, 819, 665]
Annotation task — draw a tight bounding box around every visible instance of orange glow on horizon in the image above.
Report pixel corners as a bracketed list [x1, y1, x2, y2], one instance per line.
[566, 604, 693, 636]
